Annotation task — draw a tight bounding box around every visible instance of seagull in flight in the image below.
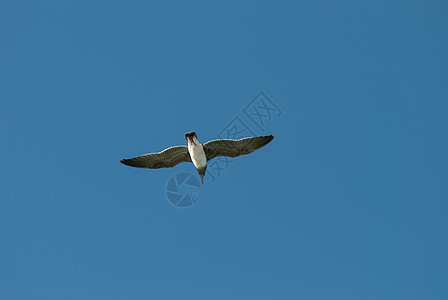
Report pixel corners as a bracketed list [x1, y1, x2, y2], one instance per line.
[121, 131, 274, 184]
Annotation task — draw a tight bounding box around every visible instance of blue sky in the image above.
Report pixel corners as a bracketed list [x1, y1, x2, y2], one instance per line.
[1, 1, 447, 299]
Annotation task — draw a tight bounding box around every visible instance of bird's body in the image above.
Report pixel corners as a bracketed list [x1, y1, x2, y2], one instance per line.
[187, 134, 207, 171]
[186, 133, 207, 181]
[121, 131, 274, 184]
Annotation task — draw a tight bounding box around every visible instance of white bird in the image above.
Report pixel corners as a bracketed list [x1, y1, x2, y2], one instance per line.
[121, 131, 274, 184]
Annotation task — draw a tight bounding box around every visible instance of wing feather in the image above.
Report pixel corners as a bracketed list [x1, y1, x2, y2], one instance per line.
[121, 146, 191, 169]
[203, 135, 274, 161]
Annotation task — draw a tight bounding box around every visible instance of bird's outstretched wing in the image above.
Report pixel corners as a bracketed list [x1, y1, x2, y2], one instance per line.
[121, 146, 191, 168]
[203, 135, 274, 161]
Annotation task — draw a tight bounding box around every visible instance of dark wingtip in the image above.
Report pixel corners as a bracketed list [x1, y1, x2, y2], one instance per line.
[260, 135, 274, 148]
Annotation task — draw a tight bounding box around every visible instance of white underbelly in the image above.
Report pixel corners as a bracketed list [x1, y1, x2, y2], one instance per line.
[189, 144, 207, 169]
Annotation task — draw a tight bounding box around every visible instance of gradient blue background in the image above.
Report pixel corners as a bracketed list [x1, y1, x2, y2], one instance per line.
[1, 1, 447, 299]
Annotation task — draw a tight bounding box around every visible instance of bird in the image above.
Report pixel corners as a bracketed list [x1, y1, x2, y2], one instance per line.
[120, 131, 274, 184]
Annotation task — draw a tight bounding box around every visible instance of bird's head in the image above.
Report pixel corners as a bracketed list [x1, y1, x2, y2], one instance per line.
[184, 131, 197, 144]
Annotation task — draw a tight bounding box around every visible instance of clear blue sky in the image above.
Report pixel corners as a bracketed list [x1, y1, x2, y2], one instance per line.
[1, 1, 447, 299]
